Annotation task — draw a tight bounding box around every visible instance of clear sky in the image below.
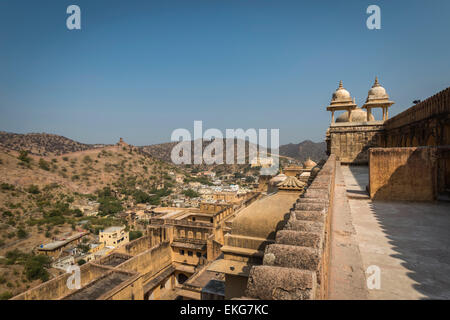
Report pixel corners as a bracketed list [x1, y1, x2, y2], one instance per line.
[0, 0, 449, 146]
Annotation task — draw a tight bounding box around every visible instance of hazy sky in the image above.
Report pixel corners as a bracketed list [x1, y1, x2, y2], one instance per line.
[0, 0, 449, 146]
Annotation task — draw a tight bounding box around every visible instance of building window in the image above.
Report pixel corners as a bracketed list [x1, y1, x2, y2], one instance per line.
[196, 252, 201, 258]
[192, 217, 196, 221]
[210, 218, 213, 223]
[180, 250, 185, 255]
[188, 251, 193, 256]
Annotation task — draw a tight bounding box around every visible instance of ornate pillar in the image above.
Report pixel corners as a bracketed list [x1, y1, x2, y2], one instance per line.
[348, 108, 352, 122]
[331, 110, 335, 123]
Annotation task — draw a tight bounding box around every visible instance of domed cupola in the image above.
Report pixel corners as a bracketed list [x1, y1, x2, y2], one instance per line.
[362, 77, 395, 121]
[330, 80, 353, 105]
[326, 80, 358, 124]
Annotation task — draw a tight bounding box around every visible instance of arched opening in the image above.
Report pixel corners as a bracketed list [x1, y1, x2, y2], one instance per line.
[177, 273, 189, 285]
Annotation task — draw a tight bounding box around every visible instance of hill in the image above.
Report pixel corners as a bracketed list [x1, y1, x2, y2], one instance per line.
[141, 139, 326, 164]
[0, 132, 104, 156]
[279, 140, 327, 162]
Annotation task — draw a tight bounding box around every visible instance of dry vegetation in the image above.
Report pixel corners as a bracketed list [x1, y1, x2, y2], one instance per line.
[0, 142, 185, 298]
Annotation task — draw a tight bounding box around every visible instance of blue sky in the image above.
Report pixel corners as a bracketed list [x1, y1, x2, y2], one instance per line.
[0, 0, 449, 145]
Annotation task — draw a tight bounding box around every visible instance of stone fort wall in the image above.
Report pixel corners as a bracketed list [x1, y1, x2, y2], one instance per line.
[327, 87, 450, 165]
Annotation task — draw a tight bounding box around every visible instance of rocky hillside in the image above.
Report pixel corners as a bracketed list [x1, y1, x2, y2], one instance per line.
[279, 140, 326, 162]
[0, 132, 104, 156]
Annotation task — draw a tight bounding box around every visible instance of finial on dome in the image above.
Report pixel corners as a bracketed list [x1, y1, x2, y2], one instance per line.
[338, 80, 343, 89]
[373, 76, 380, 87]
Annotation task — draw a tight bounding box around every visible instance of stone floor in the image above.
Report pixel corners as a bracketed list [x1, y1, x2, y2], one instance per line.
[340, 165, 450, 299]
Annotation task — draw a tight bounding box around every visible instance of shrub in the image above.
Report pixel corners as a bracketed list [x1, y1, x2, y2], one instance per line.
[18, 150, 31, 163]
[26, 185, 40, 194]
[17, 228, 28, 239]
[38, 158, 50, 171]
[0, 291, 13, 300]
[129, 230, 143, 241]
[1, 183, 15, 191]
[83, 155, 92, 164]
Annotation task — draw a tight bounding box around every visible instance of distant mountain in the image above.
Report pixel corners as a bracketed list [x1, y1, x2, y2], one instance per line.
[0, 132, 104, 156]
[0, 131, 326, 165]
[279, 140, 326, 162]
[139, 138, 264, 165]
[141, 139, 327, 165]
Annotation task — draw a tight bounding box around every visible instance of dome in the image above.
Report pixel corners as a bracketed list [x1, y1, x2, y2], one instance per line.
[366, 77, 389, 101]
[303, 158, 317, 169]
[269, 173, 287, 185]
[331, 80, 352, 102]
[368, 85, 387, 98]
[336, 107, 374, 123]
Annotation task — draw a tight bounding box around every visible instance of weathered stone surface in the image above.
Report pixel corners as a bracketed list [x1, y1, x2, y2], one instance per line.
[263, 244, 321, 271]
[246, 266, 316, 300]
[369, 147, 446, 201]
[292, 209, 326, 223]
[275, 230, 322, 249]
[285, 218, 324, 233]
[294, 201, 326, 211]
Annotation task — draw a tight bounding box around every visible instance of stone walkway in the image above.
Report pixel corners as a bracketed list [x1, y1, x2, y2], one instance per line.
[340, 165, 450, 299]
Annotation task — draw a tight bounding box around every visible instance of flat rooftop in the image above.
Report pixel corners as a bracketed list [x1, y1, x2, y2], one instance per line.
[333, 165, 450, 299]
[63, 272, 131, 300]
[38, 232, 87, 251]
[186, 268, 224, 289]
[102, 226, 124, 233]
[98, 253, 130, 267]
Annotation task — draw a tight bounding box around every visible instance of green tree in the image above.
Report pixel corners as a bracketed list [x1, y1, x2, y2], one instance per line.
[182, 189, 200, 198]
[129, 230, 143, 241]
[24, 255, 51, 282]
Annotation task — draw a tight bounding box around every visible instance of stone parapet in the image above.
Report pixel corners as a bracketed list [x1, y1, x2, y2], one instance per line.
[245, 155, 336, 300]
[246, 266, 316, 300]
[384, 87, 450, 130]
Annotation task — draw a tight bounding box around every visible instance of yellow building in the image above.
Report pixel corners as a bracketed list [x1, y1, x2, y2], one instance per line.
[99, 226, 129, 248]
